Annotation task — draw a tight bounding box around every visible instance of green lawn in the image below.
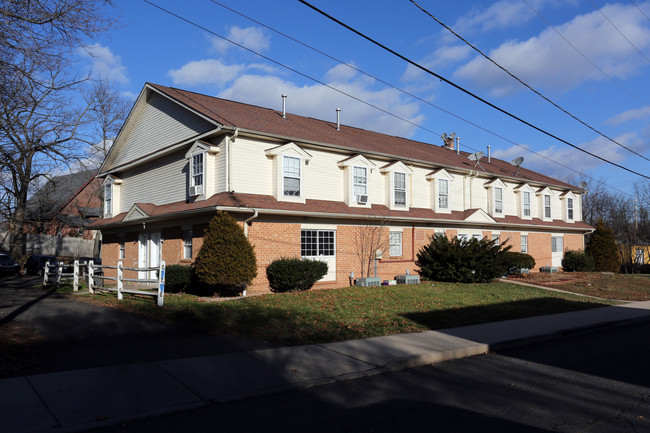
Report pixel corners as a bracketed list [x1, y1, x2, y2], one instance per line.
[71, 281, 614, 345]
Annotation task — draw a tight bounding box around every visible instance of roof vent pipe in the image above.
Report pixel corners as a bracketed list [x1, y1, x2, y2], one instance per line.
[456, 137, 460, 155]
[487, 145, 491, 162]
[281, 94, 287, 118]
[336, 108, 341, 131]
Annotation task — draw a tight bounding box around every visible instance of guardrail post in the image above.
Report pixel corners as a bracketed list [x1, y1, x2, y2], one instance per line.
[157, 261, 166, 307]
[117, 261, 123, 300]
[43, 262, 49, 285]
[73, 260, 79, 291]
[56, 262, 63, 285]
[88, 262, 95, 294]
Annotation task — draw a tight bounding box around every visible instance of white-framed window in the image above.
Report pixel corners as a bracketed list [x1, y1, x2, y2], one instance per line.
[457, 233, 468, 242]
[394, 172, 406, 207]
[521, 235, 528, 253]
[544, 194, 552, 219]
[182, 230, 193, 259]
[353, 166, 367, 199]
[190, 152, 204, 193]
[492, 234, 500, 243]
[494, 187, 503, 214]
[283, 155, 301, 197]
[301, 229, 335, 256]
[523, 191, 531, 217]
[119, 239, 125, 260]
[472, 234, 482, 240]
[567, 198, 574, 220]
[104, 183, 112, 217]
[551, 236, 563, 253]
[390, 231, 403, 257]
[438, 178, 449, 209]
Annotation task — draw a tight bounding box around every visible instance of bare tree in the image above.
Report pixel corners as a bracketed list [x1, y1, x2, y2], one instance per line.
[0, 0, 116, 260]
[354, 218, 390, 278]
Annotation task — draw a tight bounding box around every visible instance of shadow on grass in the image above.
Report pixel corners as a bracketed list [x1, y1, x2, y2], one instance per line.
[401, 297, 609, 330]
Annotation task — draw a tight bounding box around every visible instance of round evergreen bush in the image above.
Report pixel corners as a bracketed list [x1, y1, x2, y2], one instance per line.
[193, 211, 257, 295]
[502, 251, 536, 274]
[165, 264, 194, 293]
[266, 258, 328, 292]
[561, 250, 595, 272]
[416, 234, 511, 283]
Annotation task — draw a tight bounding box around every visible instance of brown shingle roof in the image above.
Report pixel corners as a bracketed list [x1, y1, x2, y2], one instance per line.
[148, 83, 578, 190]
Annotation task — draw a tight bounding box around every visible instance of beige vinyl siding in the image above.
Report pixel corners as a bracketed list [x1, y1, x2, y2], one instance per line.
[214, 140, 228, 194]
[449, 175, 463, 211]
[305, 150, 343, 202]
[230, 138, 273, 196]
[411, 165, 430, 209]
[109, 92, 215, 169]
[119, 151, 187, 213]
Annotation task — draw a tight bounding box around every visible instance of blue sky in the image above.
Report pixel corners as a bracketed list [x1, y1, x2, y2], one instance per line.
[81, 0, 650, 196]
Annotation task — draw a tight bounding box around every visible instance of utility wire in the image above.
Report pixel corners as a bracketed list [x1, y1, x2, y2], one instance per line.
[298, 0, 650, 180]
[588, 0, 650, 63]
[205, 0, 633, 196]
[409, 0, 650, 163]
[142, 1, 636, 196]
[631, 0, 650, 21]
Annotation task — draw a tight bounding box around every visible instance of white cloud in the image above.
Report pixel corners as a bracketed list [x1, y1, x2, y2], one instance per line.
[217, 65, 425, 138]
[606, 106, 650, 126]
[210, 26, 270, 54]
[401, 44, 471, 83]
[492, 132, 639, 178]
[454, 3, 650, 95]
[169, 59, 245, 86]
[79, 43, 129, 84]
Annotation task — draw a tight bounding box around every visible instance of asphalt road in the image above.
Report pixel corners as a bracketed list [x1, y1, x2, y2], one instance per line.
[83, 321, 650, 433]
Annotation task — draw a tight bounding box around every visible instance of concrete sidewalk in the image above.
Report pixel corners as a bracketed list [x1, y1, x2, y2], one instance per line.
[3, 300, 650, 433]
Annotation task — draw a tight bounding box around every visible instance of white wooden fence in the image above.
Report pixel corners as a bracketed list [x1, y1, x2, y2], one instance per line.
[43, 260, 166, 307]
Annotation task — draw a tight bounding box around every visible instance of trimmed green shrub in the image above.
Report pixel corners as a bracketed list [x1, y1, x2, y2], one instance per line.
[416, 234, 511, 283]
[562, 250, 595, 272]
[194, 211, 257, 295]
[585, 220, 620, 273]
[165, 264, 194, 293]
[266, 258, 328, 293]
[503, 251, 536, 274]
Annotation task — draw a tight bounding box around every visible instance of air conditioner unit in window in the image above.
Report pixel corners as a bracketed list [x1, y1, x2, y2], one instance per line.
[356, 194, 368, 204]
[189, 185, 203, 196]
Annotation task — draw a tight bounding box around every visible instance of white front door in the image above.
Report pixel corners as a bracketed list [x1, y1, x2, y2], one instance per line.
[301, 229, 336, 281]
[138, 232, 161, 280]
[551, 236, 563, 267]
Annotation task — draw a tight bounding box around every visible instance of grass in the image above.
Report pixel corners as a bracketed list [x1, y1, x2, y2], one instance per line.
[510, 272, 650, 301]
[68, 281, 614, 345]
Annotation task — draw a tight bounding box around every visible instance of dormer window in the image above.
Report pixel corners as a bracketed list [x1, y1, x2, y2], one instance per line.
[427, 168, 454, 213]
[544, 194, 551, 219]
[353, 166, 367, 202]
[102, 175, 121, 218]
[494, 187, 503, 215]
[104, 183, 112, 217]
[438, 179, 449, 209]
[190, 152, 204, 196]
[523, 191, 531, 217]
[394, 172, 406, 207]
[484, 177, 507, 218]
[283, 155, 301, 197]
[337, 154, 374, 207]
[567, 198, 574, 220]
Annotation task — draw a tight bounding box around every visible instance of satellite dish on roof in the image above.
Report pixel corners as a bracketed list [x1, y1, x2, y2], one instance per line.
[510, 156, 524, 176]
[449, 132, 456, 140]
[579, 181, 587, 190]
[441, 133, 447, 140]
[468, 151, 485, 169]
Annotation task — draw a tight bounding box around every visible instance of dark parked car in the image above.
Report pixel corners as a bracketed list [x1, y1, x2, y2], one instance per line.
[24, 255, 58, 276]
[0, 252, 20, 275]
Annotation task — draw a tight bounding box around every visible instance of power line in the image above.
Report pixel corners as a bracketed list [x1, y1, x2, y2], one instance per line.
[524, 0, 650, 108]
[631, 0, 650, 21]
[588, 0, 650, 63]
[298, 0, 650, 180]
[409, 0, 650, 164]
[142, 1, 636, 196]
[204, 0, 634, 196]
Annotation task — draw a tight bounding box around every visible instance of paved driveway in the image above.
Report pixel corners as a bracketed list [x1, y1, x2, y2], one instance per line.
[0, 275, 276, 378]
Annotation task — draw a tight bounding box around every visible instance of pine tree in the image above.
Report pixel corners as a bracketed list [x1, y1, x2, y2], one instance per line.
[194, 211, 257, 294]
[585, 219, 620, 273]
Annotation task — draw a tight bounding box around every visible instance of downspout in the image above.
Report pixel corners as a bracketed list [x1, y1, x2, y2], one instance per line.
[411, 225, 415, 262]
[244, 208, 258, 238]
[227, 128, 239, 192]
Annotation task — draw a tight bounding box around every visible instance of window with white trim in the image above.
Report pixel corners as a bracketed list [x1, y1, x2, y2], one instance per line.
[283, 155, 301, 197]
[457, 233, 468, 242]
[394, 172, 406, 207]
[521, 235, 528, 253]
[353, 166, 367, 199]
[551, 236, 563, 253]
[494, 187, 503, 214]
[523, 191, 531, 217]
[389, 232, 402, 257]
[190, 152, 204, 194]
[567, 198, 574, 220]
[301, 229, 335, 257]
[119, 239, 125, 260]
[104, 183, 112, 217]
[492, 234, 500, 243]
[438, 178, 449, 209]
[182, 230, 193, 259]
[544, 194, 552, 219]
[472, 234, 482, 240]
